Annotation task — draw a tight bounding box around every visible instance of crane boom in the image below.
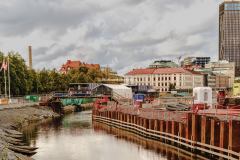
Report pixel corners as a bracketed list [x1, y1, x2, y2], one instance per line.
[177, 53, 187, 67]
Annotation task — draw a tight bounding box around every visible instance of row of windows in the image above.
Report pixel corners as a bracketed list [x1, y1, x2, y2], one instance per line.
[131, 77, 181, 81]
[225, 10, 240, 13]
[225, 3, 240, 11]
[153, 82, 179, 87]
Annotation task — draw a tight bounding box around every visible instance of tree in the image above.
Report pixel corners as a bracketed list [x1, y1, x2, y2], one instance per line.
[168, 83, 175, 91]
[77, 66, 89, 74]
[86, 67, 100, 81]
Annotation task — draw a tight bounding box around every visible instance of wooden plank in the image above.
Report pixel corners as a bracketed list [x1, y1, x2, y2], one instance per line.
[2, 136, 22, 142]
[15, 153, 35, 160]
[4, 140, 26, 146]
[13, 145, 38, 151]
[6, 134, 24, 138]
[8, 146, 36, 154]
[3, 129, 23, 135]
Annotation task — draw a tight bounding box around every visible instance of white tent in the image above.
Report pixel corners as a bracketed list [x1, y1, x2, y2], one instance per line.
[92, 84, 133, 99]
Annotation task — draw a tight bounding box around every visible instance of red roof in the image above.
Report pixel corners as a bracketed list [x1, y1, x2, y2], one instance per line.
[58, 60, 100, 73]
[124, 68, 155, 75]
[125, 68, 201, 75]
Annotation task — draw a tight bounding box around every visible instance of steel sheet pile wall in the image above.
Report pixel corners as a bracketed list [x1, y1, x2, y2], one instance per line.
[92, 107, 240, 160]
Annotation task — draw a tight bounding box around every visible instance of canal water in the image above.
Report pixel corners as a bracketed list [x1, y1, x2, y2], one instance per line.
[21, 110, 209, 160]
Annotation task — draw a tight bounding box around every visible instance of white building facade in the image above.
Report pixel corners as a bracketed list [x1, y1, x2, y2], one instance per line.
[124, 68, 203, 92]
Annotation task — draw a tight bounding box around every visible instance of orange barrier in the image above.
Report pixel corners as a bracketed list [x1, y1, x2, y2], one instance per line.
[1, 99, 8, 105]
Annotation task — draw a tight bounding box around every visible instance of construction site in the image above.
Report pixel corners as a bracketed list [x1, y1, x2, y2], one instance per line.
[91, 85, 240, 160]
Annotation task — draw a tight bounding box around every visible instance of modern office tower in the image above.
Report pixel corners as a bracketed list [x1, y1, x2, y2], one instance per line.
[194, 57, 210, 68]
[219, 1, 240, 76]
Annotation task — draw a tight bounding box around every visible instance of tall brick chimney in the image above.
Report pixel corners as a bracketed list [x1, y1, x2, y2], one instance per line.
[29, 46, 32, 69]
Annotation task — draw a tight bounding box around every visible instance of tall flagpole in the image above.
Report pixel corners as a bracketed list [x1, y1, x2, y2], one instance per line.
[4, 58, 6, 98]
[8, 56, 10, 99]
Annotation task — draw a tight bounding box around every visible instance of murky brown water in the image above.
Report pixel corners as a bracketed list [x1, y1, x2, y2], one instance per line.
[21, 110, 210, 160]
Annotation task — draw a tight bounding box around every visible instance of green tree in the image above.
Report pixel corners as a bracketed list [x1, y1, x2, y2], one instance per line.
[168, 83, 175, 91]
[86, 67, 100, 80]
[77, 66, 89, 74]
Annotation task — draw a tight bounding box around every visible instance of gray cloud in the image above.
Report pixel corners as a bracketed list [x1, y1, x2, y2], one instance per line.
[0, 0, 225, 75]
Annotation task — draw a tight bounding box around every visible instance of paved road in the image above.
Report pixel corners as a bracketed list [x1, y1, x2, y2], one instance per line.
[0, 102, 40, 110]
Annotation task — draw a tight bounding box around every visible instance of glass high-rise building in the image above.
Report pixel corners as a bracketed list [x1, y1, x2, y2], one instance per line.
[219, 1, 240, 76]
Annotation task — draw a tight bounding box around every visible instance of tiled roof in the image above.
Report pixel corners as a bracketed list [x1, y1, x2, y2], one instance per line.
[125, 68, 155, 75]
[125, 68, 201, 75]
[58, 60, 100, 73]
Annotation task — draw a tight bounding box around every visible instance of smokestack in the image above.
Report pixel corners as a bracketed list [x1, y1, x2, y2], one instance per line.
[29, 46, 32, 69]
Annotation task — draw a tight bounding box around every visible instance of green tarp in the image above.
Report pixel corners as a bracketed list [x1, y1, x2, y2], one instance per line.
[60, 99, 95, 106]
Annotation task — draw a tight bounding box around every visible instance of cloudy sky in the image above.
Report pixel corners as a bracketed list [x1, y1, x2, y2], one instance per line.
[0, 0, 233, 75]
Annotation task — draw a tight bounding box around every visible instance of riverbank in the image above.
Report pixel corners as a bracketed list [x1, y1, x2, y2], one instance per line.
[0, 105, 60, 160]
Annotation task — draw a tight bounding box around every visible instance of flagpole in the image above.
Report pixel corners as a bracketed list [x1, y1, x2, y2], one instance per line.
[4, 58, 6, 98]
[8, 56, 10, 99]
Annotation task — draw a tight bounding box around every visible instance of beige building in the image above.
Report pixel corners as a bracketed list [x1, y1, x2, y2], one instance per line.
[205, 60, 235, 87]
[184, 57, 195, 66]
[124, 68, 203, 92]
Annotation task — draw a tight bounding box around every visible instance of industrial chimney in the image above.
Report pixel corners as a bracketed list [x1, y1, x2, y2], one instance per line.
[29, 46, 32, 69]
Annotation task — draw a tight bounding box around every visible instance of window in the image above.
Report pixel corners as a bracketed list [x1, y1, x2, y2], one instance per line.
[174, 83, 176, 86]
[204, 92, 208, 101]
[169, 77, 171, 81]
[165, 83, 167, 86]
[148, 83, 150, 85]
[194, 93, 198, 100]
[140, 78, 142, 81]
[137, 78, 139, 81]
[174, 77, 176, 80]
[158, 83, 160, 86]
[162, 89, 164, 91]
[158, 77, 160, 81]
[165, 88, 167, 91]
[162, 77, 164, 81]
[148, 78, 150, 81]
[134, 78, 136, 81]
[162, 83, 164, 86]
[180, 82, 181, 86]
[154, 77, 155, 81]
[165, 77, 167, 81]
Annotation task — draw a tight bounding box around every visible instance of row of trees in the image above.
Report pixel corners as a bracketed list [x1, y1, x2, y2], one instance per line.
[0, 52, 123, 95]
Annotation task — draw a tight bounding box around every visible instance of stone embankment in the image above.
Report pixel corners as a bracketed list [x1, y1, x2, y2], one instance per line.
[0, 105, 60, 160]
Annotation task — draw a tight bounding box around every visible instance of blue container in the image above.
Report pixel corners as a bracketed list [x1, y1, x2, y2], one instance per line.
[134, 94, 145, 103]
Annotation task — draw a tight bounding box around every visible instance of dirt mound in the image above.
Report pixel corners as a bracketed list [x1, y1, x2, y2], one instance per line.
[161, 93, 182, 98]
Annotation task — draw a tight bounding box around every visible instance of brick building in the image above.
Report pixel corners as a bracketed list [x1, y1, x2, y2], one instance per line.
[58, 60, 100, 74]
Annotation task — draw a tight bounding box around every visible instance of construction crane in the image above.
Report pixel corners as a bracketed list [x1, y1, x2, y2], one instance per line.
[177, 53, 187, 67]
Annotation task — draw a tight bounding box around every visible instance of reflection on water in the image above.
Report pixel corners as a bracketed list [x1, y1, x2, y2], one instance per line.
[21, 111, 209, 160]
